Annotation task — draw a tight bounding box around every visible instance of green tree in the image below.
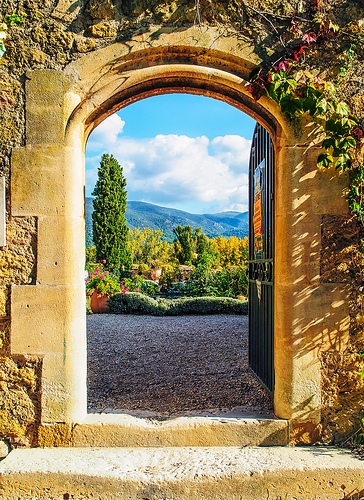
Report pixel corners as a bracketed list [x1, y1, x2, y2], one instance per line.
[128, 227, 172, 266]
[92, 153, 132, 269]
[172, 225, 195, 265]
[172, 225, 217, 266]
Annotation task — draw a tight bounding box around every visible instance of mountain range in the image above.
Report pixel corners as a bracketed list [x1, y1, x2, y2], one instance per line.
[85, 198, 248, 247]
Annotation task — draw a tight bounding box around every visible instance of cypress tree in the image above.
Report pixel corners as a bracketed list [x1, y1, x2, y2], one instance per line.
[92, 153, 132, 270]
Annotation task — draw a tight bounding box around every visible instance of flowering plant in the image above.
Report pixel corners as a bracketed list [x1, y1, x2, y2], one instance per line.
[85, 266, 121, 296]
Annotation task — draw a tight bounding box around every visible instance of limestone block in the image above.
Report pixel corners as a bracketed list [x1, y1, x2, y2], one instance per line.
[1, 446, 364, 500]
[275, 213, 321, 286]
[41, 353, 87, 423]
[11, 284, 86, 356]
[51, 0, 82, 22]
[25, 70, 68, 145]
[11, 146, 84, 217]
[275, 145, 349, 217]
[37, 216, 85, 286]
[0, 439, 9, 458]
[71, 414, 288, 448]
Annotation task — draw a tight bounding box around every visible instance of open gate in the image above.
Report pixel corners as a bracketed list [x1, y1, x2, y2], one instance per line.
[248, 123, 275, 398]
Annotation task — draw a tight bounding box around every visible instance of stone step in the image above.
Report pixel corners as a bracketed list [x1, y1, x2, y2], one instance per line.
[38, 413, 289, 447]
[1, 446, 363, 500]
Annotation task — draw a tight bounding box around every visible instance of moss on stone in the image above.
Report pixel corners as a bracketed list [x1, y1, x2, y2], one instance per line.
[37, 423, 73, 447]
[0, 409, 26, 438]
[0, 356, 40, 442]
[89, 22, 117, 38]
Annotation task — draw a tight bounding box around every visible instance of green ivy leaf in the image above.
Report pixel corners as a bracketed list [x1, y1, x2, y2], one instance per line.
[325, 119, 341, 133]
[322, 136, 338, 150]
[280, 96, 303, 116]
[301, 97, 316, 115]
[338, 136, 356, 150]
[316, 98, 327, 114]
[336, 101, 351, 117]
[335, 155, 352, 170]
[341, 117, 358, 129]
[317, 153, 334, 168]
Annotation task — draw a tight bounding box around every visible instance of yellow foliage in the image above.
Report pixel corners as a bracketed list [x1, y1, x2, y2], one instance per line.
[213, 236, 249, 268]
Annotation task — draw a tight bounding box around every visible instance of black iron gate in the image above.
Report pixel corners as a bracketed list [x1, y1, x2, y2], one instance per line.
[248, 123, 275, 398]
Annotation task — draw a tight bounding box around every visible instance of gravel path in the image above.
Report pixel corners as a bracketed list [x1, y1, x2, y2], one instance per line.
[87, 314, 274, 419]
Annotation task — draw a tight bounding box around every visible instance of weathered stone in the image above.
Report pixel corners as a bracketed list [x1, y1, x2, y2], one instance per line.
[37, 423, 72, 447]
[1, 446, 364, 500]
[88, 0, 115, 20]
[73, 36, 96, 53]
[0, 0, 362, 452]
[71, 414, 288, 447]
[51, 0, 82, 22]
[89, 22, 117, 38]
[0, 439, 9, 458]
[0, 72, 21, 109]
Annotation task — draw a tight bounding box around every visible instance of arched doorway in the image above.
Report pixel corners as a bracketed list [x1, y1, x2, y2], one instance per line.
[9, 26, 350, 443]
[85, 94, 273, 419]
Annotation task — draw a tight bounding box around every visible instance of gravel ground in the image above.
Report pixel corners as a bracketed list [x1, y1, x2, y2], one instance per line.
[87, 314, 274, 419]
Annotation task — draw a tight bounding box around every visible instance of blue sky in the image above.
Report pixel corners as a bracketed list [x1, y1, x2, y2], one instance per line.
[85, 94, 256, 214]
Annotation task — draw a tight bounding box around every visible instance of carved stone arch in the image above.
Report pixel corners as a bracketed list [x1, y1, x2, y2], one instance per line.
[10, 26, 349, 444]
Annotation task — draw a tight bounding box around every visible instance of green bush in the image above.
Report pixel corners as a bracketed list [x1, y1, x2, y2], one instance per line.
[108, 292, 248, 315]
[187, 265, 248, 298]
[109, 292, 168, 315]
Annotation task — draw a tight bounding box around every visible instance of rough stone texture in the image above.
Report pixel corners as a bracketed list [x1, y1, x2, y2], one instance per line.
[1, 217, 37, 286]
[321, 215, 361, 284]
[319, 215, 364, 443]
[88, 0, 115, 20]
[1, 446, 364, 500]
[37, 413, 289, 448]
[0, 356, 40, 446]
[0, 0, 363, 448]
[88, 22, 117, 38]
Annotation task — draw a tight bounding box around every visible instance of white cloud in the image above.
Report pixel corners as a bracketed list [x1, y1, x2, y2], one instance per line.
[86, 117, 252, 213]
[86, 114, 125, 152]
[211, 135, 251, 174]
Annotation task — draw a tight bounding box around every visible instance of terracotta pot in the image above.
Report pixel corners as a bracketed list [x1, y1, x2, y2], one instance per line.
[150, 268, 162, 281]
[90, 289, 109, 313]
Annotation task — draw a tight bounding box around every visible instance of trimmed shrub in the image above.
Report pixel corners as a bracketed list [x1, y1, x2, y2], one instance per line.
[108, 292, 248, 315]
[167, 296, 248, 315]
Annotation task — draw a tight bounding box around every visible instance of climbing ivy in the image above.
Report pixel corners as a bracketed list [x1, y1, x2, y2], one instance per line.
[248, 15, 364, 223]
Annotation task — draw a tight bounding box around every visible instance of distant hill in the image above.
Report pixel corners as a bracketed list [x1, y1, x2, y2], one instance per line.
[85, 198, 248, 247]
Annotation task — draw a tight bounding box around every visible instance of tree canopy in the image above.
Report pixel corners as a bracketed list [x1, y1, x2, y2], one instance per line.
[92, 153, 132, 269]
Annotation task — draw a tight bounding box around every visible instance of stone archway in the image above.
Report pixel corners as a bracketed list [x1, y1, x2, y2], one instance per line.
[9, 26, 350, 444]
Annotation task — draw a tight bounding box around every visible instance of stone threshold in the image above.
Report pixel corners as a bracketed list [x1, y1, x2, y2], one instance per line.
[1, 446, 363, 500]
[38, 413, 289, 447]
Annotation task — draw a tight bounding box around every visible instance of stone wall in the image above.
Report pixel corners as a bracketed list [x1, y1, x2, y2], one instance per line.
[0, 0, 363, 447]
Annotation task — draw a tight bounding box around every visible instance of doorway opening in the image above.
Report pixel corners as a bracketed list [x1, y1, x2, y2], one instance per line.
[85, 94, 274, 420]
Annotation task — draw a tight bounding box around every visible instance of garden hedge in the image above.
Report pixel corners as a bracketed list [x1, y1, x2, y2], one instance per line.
[108, 292, 248, 315]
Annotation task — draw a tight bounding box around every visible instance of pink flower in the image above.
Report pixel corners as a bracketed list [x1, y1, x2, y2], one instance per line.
[102, 260, 106, 264]
[276, 60, 290, 72]
[302, 32, 316, 44]
[136, 288, 140, 292]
